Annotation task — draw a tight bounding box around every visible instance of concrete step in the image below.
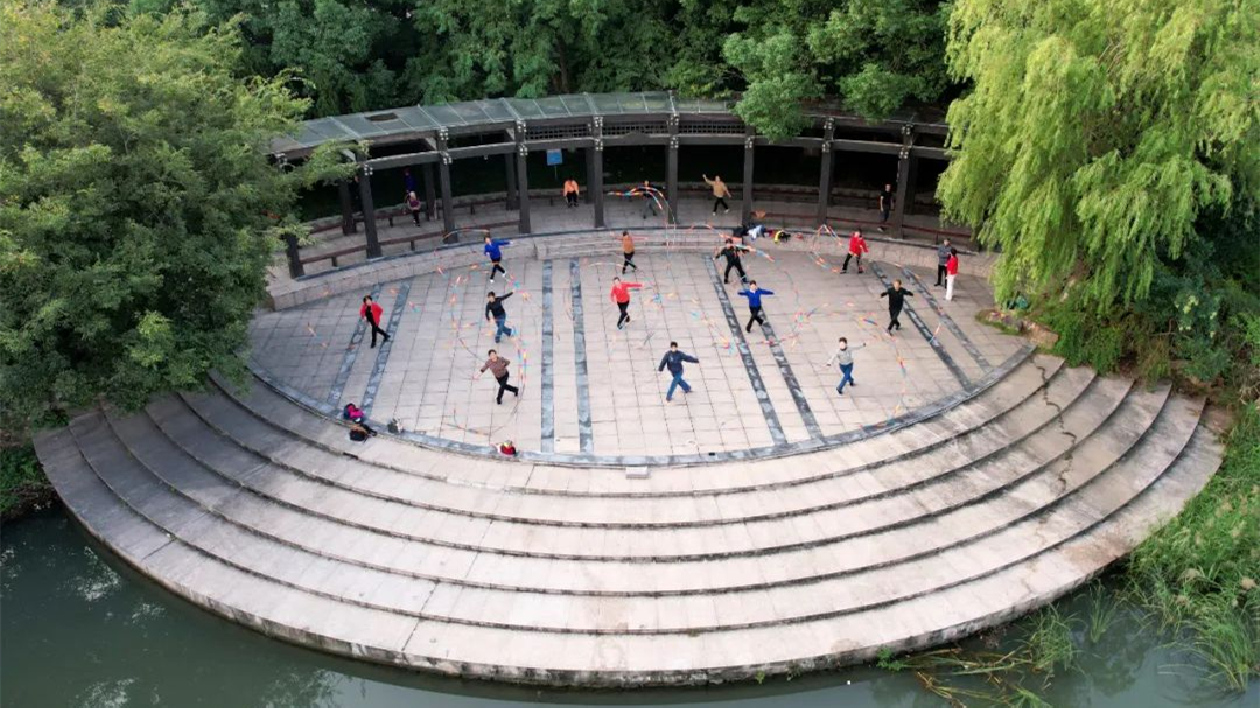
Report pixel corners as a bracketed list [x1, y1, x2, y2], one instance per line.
[96, 377, 1169, 616]
[207, 351, 1059, 498]
[40, 403, 1219, 684]
[168, 362, 1095, 528]
[130, 372, 1132, 564]
[93, 382, 1180, 632]
[38, 425, 423, 661]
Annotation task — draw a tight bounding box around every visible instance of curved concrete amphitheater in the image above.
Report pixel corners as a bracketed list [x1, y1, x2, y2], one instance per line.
[38, 228, 1224, 686]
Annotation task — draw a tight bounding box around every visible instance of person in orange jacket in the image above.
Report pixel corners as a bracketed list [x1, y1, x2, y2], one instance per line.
[563, 178, 580, 207]
[841, 230, 869, 274]
[702, 173, 731, 215]
[619, 230, 639, 273]
[359, 294, 390, 348]
[610, 277, 644, 330]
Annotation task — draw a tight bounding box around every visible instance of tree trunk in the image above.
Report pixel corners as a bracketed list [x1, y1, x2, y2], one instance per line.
[555, 38, 572, 94]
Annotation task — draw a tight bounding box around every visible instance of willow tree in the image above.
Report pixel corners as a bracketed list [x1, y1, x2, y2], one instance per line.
[938, 0, 1260, 311]
[0, 2, 347, 427]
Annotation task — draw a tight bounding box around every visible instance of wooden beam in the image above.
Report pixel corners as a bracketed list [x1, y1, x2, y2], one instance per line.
[829, 139, 904, 155]
[445, 143, 516, 160]
[364, 152, 441, 170]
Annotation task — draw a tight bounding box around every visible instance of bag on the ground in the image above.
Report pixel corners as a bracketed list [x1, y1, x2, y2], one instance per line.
[349, 424, 369, 442]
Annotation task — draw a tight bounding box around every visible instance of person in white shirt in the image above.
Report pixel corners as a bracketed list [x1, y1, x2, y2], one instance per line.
[826, 336, 867, 395]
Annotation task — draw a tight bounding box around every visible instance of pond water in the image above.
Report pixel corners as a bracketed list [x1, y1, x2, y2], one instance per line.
[2, 508, 1255, 708]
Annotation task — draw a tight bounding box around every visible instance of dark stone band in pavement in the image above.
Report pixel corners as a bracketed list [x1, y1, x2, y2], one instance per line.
[869, 261, 972, 390]
[569, 258, 595, 454]
[754, 317, 823, 440]
[705, 257, 788, 446]
[325, 283, 382, 409]
[239, 343, 1032, 470]
[360, 279, 412, 418]
[540, 260, 556, 453]
[900, 266, 991, 371]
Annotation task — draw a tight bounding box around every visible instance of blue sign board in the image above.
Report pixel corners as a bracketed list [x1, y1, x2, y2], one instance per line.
[546, 149, 563, 167]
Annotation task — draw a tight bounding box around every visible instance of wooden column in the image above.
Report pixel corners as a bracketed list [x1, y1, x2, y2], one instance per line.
[666, 113, 679, 224]
[666, 139, 679, 224]
[356, 162, 381, 259]
[504, 152, 518, 210]
[283, 232, 303, 279]
[421, 164, 437, 219]
[338, 180, 356, 235]
[438, 153, 456, 236]
[590, 117, 604, 228]
[591, 140, 605, 228]
[741, 135, 754, 225]
[517, 143, 532, 233]
[816, 118, 835, 226]
[891, 124, 916, 238]
[904, 151, 920, 220]
[817, 142, 833, 227]
[584, 144, 596, 204]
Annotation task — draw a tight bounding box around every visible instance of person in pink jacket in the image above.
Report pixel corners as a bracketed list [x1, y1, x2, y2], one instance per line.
[841, 230, 869, 274]
[610, 277, 644, 330]
[359, 295, 390, 348]
[945, 249, 960, 301]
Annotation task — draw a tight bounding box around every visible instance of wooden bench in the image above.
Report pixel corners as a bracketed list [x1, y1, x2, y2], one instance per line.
[299, 245, 364, 269]
[299, 219, 519, 270]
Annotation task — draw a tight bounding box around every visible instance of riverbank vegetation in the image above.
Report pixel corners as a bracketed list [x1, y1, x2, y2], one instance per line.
[0, 446, 53, 522]
[878, 409, 1259, 704]
[1126, 403, 1259, 691]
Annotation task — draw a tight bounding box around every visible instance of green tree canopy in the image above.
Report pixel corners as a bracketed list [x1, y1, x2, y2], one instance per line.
[133, 0, 418, 116]
[724, 0, 950, 139]
[938, 0, 1260, 312]
[0, 1, 345, 426]
[408, 0, 686, 102]
[125, 0, 951, 135]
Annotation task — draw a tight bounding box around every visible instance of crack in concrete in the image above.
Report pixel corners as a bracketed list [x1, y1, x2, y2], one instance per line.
[1032, 358, 1077, 494]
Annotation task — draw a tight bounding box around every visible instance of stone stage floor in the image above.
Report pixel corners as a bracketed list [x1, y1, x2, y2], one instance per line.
[249, 245, 1025, 464]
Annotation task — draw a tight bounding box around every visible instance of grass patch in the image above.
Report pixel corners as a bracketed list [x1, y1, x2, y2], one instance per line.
[877, 605, 1079, 706]
[1123, 402, 1260, 691]
[1, 445, 53, 522]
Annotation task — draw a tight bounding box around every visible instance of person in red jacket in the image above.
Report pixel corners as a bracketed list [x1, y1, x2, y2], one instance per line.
[610, 277, 644, 330]
[945, 248, 960, 301]
[359, 294, 390, 348]
[841, 230, 869, 274]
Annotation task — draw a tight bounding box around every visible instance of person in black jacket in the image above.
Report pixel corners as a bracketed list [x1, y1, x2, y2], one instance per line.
[880, 279, 914, 334]
[484, 291, 514, 343]
[714, 239, 749, 284]
[935, 239, 952, 286]
[658, 341, 700, 402]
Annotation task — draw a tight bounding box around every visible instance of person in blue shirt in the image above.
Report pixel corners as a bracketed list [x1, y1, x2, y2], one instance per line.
[483, 235, 511, 282]
[737, 280, 775, 333]
[658, 341, 700, 402]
